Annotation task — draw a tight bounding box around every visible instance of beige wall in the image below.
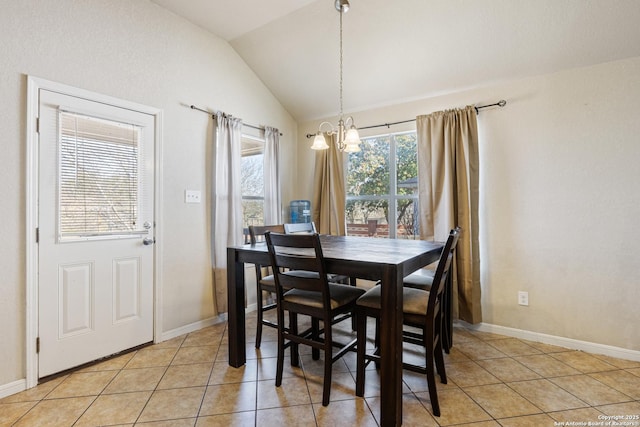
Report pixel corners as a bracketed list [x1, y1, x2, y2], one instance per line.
[0, 0, 297, 387]
[298, 56, 640, 353]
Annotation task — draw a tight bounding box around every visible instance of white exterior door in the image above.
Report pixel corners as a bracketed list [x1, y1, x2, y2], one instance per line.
[38, 89, 155, 377]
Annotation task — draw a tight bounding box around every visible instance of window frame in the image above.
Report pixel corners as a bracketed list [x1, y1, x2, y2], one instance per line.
[240, 134, 266, 234]
[345, 130, 418, 239]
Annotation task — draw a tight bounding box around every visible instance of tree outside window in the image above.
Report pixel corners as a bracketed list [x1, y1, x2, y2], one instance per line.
[346, 131, 418, 239]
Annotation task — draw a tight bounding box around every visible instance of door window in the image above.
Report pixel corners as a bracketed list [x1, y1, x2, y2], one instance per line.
[58, 111, 145, 241]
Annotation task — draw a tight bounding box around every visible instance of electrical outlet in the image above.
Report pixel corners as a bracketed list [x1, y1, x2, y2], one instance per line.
[518, 291, 529, 306]
[185, 190, 201, 204]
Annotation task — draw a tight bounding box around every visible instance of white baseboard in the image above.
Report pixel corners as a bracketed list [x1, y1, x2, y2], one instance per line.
[463, 321, 640, 362]
[158, 305, 258, 343]
[159, 315, 227, 342]
[0, 379, 26, 400]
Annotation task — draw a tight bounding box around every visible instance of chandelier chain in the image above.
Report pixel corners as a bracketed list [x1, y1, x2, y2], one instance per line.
[309, 1, 361, 152]
[339, 8, 343, 119]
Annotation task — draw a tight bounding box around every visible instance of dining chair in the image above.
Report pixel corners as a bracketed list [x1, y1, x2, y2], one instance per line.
[403, 226, 461, 352]
[355, 227, 460, 416]
[265, 231, 365, 406]
[248, 224, 286, 348]
[285, 221, 355, 333]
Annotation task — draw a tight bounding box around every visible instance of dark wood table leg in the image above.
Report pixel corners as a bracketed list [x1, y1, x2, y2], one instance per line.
[379, 267, 403, 426]
[227, 247, 246, 368]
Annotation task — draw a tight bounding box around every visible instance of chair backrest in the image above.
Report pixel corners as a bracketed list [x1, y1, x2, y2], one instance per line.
[248, 225, 286, 282]
[264, 232, 331, 308]
[249, 224, 285, 245]
[283, 222, 317, 234]
[426, 227, 461, 326]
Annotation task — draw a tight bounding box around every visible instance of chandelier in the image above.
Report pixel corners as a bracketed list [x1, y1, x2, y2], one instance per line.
[310, 0, 361, 152]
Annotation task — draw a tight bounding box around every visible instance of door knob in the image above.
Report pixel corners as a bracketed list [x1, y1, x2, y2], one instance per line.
[143, 237, 155, 245]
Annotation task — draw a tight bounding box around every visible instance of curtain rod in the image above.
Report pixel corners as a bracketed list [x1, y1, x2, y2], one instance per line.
[189, 105, 283, 136]
[305, 99, 506, 137]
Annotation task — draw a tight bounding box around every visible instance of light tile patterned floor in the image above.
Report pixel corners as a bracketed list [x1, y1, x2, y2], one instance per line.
[2, 312, 640, 426]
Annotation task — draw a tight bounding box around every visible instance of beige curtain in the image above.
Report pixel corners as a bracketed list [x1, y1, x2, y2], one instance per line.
[211, 112, 244, 314]
[417, 105, 481, 324]
[312, 134, 346, 235]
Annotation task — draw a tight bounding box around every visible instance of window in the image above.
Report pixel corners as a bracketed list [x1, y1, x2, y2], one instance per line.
[58, 111, 143, 241]
[241, 135, 265, 236]
[346, 131, 418, 239]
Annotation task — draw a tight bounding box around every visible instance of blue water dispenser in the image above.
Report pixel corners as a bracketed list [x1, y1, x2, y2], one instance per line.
[289, 200, 311, 223]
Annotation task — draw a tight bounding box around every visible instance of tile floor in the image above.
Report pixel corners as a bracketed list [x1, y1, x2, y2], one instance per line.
[2, 312, 640, 426]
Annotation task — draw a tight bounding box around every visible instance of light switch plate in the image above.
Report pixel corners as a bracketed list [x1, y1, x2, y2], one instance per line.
[185, 190, 201, 204]
[518, 291, 529, 306]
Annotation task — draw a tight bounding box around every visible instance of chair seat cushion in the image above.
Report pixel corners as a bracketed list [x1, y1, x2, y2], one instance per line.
[356, 285, 429, 316]
[284, 283, 365, 310]
[403, 269, 435, 291]
[259, 274, 276, 292]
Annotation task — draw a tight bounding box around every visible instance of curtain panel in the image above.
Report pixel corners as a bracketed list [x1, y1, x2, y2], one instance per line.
[211, 112, 244, 314]
[417, 106, 482, 324]
[264, 126, 281, 225]
[312, 134, 347, 235]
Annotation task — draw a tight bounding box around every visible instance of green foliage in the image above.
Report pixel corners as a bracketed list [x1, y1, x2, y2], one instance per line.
[346, 135, 390, 197]
[396, 133, 418, 196]
[346, 132, 417, 235]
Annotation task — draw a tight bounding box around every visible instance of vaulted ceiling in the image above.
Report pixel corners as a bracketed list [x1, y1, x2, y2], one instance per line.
[151, 0, 640, 121]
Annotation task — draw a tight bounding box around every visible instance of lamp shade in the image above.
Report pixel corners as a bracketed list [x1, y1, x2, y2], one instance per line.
[311, 133, 330, 150]
[344, 126, 361, 144]
[343, 126, 361, 152]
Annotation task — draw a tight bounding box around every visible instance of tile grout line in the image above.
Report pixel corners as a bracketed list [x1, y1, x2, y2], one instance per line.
[131, 335, 184, 425]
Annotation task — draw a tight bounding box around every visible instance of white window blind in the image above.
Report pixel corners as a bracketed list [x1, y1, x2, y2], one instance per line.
[58, 110, 143, 240]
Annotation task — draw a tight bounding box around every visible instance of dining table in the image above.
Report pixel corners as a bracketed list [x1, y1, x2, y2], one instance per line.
[227, 234, 443, 426]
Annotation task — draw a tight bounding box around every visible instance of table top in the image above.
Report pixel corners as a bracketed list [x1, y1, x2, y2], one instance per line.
[232, 234, 443, 281]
